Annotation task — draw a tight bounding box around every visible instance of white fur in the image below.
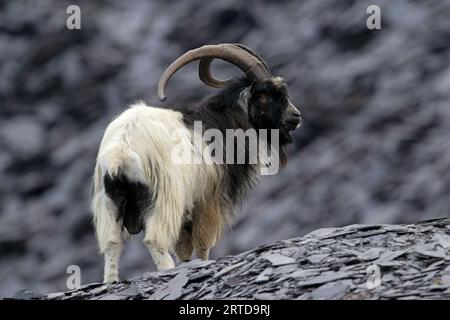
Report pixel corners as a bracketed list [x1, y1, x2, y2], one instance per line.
[91, 102, 221, 282]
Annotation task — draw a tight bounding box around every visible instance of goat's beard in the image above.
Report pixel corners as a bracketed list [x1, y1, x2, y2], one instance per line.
[278, 127, 294, 168]
[279, 145, 288, 168]
[267, 144, 287, 168]
[280, 127, 294, 144]
[263, 127, 290, 168]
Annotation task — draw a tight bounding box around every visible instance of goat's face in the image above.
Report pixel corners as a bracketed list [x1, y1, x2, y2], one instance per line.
[246, 77, 302, 144]
[156, 43, 302, 145]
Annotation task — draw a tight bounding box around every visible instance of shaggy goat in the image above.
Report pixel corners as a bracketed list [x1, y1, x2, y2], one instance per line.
[91, 43, 302, 282]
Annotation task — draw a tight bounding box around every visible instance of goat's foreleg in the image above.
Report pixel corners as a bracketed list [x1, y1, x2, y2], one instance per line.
[175, 220, 194, 262]
[192, 201, 224, 261]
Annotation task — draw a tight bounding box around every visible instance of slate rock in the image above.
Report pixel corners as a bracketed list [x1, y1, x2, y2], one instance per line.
[16, 218, 450, 300]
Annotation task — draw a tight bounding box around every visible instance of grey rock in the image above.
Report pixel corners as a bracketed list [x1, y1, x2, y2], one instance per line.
[98, 294, 124, 300]
[263, 253, 297, 266]
[9, 218, 449, 300]
[307, 254, 329, 264]
[254, 268, 273, 283]
[11, 289, 40, 300]
[310, 281, 350, 300]
[414, 246, 446, 259]
[297, 271, 351, 287]
[358, 248, 381, 261]
[148, 270, 189, 300]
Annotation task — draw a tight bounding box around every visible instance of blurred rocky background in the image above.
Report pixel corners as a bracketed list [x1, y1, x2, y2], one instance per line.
[0, 0, 449, 296]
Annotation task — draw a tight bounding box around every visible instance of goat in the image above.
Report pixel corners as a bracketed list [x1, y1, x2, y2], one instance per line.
[91, 43, 302, 282]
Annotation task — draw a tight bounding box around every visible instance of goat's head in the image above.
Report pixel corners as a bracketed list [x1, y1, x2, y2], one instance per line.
[157, 43, 302, 144]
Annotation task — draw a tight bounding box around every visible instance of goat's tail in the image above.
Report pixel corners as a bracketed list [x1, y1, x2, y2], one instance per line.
[93, 143, 151, 236]
[100, 143, 146, 181]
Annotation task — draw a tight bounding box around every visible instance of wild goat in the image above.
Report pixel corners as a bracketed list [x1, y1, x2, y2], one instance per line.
[91, 43, 302, 282]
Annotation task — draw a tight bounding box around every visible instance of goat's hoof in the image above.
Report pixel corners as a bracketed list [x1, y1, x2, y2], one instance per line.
[103, 276, 119, 284]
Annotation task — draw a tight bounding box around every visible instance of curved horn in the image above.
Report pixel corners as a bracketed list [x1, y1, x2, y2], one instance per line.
[157, 43, 272, 101]
[198, 57, 228, 88]
[199, 43, 273, 88]
[229, 43, 272, 77]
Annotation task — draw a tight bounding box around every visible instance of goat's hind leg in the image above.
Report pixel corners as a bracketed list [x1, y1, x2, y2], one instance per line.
[93, 194, 125, 283]
[103, 239, 124, 283]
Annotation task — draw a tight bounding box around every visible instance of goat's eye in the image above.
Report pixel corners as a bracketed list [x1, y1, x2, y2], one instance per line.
[259, 95, 269, 104]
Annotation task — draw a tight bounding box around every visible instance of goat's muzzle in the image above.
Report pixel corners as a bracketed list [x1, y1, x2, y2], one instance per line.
[284, 99, 302, 131]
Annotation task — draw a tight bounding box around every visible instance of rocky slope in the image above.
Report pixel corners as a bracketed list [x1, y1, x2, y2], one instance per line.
[0, 0, 449, 296]
[10, 218, 450, 300]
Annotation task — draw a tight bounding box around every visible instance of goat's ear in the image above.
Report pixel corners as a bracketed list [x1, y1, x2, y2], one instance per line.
[250, 79, 257, 95]
[238, 85, 252, 112]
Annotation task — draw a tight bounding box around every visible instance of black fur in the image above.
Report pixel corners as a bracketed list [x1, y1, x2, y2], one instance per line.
[169, 77, 294, 209]
[183, 220, 193, 235]
[103, 173, 153, 234]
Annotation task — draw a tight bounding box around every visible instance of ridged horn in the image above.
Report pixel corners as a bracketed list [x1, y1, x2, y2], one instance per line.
[157, 43, 272, 101]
